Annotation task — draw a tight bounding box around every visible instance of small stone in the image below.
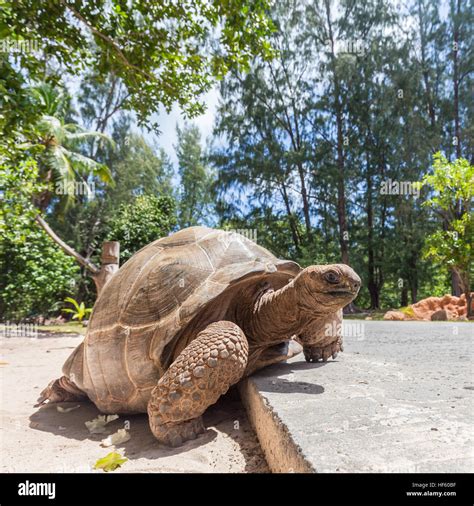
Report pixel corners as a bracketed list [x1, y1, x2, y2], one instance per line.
[220, 350, 230, 359]
[431, 310, 448, 321]
[210, 349, 219, 358]
[192, 392, 201, 401]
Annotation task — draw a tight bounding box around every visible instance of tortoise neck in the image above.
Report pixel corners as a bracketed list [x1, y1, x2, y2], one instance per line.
[244, 281, 306, 344]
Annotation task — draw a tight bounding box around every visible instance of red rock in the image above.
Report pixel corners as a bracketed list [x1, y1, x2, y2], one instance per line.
[383, 310, 406, 321]
[384, 293, 473, 321]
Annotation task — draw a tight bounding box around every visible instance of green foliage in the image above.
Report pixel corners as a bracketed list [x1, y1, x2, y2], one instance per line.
[212, 0, 473, 309]
[0, 159, 80, 320]
[108, 131, 173, 203]
[175, 124, 215, 227]
[0, 228, 79, 320]
[28, 83, 115, 210]
[1, 0, 473, 318]
[420, 153, 473, 295]
[108, 195, 177, 263]
[0, 57, 42, 162]
[62, 297, 92, 322]
[421, 154, 474, 214]
[0, 158, 45, 241]
[2, 0, 275, 127]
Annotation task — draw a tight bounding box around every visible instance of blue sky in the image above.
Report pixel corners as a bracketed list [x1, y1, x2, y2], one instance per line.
[143, 87, 220, 164]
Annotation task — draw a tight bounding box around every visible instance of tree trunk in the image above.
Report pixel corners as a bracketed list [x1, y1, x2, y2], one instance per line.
[324, 0, 350, 265]
[451, 269, 463, 296]
[296, 162, 312, 241]
[280, 182, 301, 255]
[417, 0, 436, 130]
[35, 215, 119, 296]
[400, 286, 408, 307]
[409, 254, 418, 303]
[36, 215, 100, 275]
[452, 0, 461, 159]
[92, 241, 120, 294]
[366, 154, 379, 309]
[410, 284, 418, 304]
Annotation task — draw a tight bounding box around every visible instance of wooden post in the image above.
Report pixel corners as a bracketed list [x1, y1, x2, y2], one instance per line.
[93, 241, 120, 295]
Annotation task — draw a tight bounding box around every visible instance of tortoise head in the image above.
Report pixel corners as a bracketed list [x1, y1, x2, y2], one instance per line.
[293, 264, 361, 315]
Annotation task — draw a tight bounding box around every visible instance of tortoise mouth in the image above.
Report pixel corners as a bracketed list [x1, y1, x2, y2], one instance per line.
[326, 290, 356, 297]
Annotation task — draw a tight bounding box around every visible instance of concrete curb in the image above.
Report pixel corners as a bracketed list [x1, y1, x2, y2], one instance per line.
[239, 322, 473, 474]
[239, 378, 314, 473]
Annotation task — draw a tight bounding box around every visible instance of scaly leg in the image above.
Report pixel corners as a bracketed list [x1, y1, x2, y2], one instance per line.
[297, 310, 344, 363]
[148, 321, 248, 446]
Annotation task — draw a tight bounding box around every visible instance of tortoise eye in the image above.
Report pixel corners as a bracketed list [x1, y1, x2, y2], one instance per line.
[324, 271, 340, 284]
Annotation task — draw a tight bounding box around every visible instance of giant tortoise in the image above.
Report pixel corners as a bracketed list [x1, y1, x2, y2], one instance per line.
[38, 227, 361, 446]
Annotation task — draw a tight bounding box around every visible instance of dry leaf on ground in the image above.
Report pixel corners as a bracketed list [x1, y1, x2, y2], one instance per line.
[85, 414, 119, 434]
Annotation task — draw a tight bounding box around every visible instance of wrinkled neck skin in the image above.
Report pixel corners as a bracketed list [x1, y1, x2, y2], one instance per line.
[237, 279, 331, 346]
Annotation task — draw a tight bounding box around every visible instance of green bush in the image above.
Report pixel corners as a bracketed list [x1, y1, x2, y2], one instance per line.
[108, 194, 177, 263]
[0, 228, 79, 321]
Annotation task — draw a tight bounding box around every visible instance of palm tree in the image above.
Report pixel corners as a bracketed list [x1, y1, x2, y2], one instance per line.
[29, 83, 117, 293]
[31, 83, 114, 211]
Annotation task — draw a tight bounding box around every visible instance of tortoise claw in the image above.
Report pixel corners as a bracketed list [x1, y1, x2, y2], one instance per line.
[303, 338, 344, 363]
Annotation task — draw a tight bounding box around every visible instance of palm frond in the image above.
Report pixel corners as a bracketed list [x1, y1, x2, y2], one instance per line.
[64, 297, 80, 309]
[65, 130, 116, 151]
[36, 115, 65, 143]
[66, 150, 115, 185]
[31, 83, 69, 117]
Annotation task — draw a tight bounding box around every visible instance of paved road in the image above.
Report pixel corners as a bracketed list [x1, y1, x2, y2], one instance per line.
[241, 321, 474, 472]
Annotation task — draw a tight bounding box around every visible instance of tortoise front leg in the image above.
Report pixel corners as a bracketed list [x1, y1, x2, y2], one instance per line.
[148, 321, 248, 447]
[297, 310, 344, 363]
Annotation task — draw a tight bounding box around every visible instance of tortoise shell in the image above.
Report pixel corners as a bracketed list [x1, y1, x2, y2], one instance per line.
[63, 226, 301, 413]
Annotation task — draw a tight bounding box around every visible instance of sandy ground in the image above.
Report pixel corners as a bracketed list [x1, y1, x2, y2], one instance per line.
[0, 334, 268, 473]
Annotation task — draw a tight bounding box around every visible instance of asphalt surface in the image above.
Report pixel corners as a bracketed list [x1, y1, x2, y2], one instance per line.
[241, 321, 474, 472]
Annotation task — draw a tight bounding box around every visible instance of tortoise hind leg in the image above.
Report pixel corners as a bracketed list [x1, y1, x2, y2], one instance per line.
[35, 376, 86, 406]
[148, 321, 248, 447]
